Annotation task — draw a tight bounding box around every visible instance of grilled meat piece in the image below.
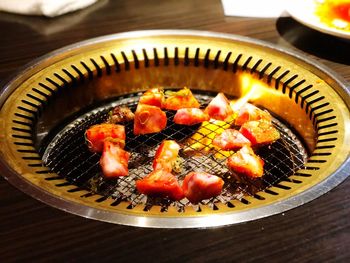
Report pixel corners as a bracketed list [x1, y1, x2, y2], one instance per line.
[239, 120, 280, 146]
[205, 92, 233, 121]
[213, 129, 251, 151]
[163, 87, 200, 110]
[153, 140, 180, 172]
[85, 123, 125, 152]
[234, 102, 272, 126]
[108, 106, 134, 124]
[173, 108, 210, 125]
[133, 104, 167, 135]
[136, 169, 184, 200]
[182, 172, 224, 203]
[100, 141, 130, 178]
[139, 88, 165, 107]
[227, 145, 264, 178]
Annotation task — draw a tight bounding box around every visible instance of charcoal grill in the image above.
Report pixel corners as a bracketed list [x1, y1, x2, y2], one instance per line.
[0, 30, 349, 228]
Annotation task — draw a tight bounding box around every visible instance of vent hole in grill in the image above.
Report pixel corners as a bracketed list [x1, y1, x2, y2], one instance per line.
[45, 176, 62, 181]
[240, 198, 250, 205]
[110, 199, 122, 207]
[274, 184, 291, 190]
[294, 172, 312, 177]
[95, 196, 108, 203]
[290, 179, 302, 184]
[226, 202, 235, 208]
[81, 192, 95, 198]
[56, 182, 71, 187]
[28, 163, 44, 167]
[67, 187, 82, 193]
[35, 170, 51, 174]
[253, 194, 265, 200]
[264, 189, 279, 195]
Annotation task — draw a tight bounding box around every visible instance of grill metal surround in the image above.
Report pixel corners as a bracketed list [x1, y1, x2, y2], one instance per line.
[0, 30, 349, 228]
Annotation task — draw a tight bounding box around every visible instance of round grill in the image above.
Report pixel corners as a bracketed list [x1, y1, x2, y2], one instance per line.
[0, 30, 349, 228]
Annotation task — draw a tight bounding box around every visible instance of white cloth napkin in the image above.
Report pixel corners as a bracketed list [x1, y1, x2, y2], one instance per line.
[221, 0, 289, 18]
[0, 0, 98, 17]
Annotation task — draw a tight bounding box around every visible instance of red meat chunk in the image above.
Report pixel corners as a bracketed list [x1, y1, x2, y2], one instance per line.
[136, 169, 184, 200]
[163, 87, 200, 110]
[139, 88, 165, 107]
[134, 104, 167, 135]
[227, 145, 264, 178]
[239, 120, 280, 146]
[204, 93, 233, 121]
[213, 129, 251, 151]
[234, 103, 272, 126]
[173, 108, 210, 125]
[100, 141, 130, 178]
[182, 172, 224, 203]
[153, 140, 180, 172]
[85, 123, 125, 152]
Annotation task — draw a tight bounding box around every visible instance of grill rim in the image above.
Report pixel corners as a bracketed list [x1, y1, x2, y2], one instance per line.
[1, 30, 350, 108]
[1, 156, 348, 228]
[0, 30, 349, 228]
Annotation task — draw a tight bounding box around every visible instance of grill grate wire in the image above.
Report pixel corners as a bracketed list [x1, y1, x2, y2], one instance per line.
[42, 92, 308, 212]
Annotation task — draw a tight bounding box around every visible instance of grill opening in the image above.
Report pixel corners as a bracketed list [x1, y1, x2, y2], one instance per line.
[41, 91, 308, 212]
[1, 31, 348, 227]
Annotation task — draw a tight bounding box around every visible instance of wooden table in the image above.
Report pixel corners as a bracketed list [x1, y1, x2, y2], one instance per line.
[1, 0, 349, 262]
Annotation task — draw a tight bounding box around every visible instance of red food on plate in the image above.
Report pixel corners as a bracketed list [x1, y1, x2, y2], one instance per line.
[108, 106, 134, 124]
[163, 87, 200, 110]
[239, 120, 280, 146]
[100, 141, 130, 178]
[173, 108, 210, 125]
[85, 123, 126, 152]
[315, 1, 350, 30]
[204, 92, 233, 121]
[182, 172, 224, 203]
[212, 129, 251, 151]
[139, 88, 165, 107]
[134, 104, 167, 135]
[153, 140, 180, 172]
[328, 2, 350, 23]
[227, 145, 264, 178]
[234, 103, 272, 126]
[136, 169, 184, 200]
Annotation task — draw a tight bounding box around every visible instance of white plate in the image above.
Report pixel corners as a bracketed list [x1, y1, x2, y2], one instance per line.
[286, 0, 350, 39]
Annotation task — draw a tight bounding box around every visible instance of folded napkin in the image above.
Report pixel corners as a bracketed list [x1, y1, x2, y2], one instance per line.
[0, 0, 98, 17]
[221, 0, 289, 18]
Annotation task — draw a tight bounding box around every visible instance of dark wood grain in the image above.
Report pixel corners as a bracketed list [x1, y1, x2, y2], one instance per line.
[0, 0, 349, 262]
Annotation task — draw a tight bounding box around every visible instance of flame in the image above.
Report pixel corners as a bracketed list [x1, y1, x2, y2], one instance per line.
[185, 74, 274, 156]
[231, 73, 283, 110]
[231, 74, 265, 110]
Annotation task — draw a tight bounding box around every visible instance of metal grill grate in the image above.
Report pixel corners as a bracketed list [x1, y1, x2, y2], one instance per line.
[42, 91, 308, 211]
